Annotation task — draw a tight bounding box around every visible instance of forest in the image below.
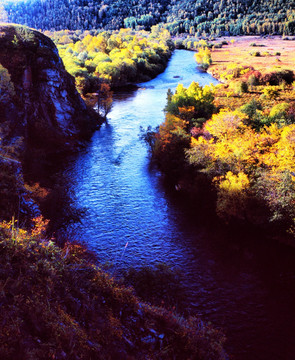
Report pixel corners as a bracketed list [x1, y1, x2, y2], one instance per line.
[3, 0, 295, 36]
[52, 26, 172, 95]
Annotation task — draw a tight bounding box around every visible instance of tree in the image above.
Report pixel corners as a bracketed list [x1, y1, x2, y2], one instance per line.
[98, 82, 113, 118]
[194, 47, 212, 71]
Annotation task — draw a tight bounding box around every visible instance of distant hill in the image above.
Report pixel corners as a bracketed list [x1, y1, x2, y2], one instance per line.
[4, 0, 295, 36]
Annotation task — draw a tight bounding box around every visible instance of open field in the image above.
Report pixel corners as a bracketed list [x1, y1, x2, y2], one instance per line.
[210, 36, 295, 78]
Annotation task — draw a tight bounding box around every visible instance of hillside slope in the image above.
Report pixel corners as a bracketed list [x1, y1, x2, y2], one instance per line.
[3, 0, 295, 36]
[0, 219, 226, 360]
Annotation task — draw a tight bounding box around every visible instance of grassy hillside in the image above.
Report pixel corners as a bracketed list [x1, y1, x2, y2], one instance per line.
[0, 217, 226, 359]
[3, 0, 295, 36]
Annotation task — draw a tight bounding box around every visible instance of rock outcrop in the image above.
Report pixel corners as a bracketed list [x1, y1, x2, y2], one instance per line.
[0, 24, 100, 221]
[0, 24, 99, 151]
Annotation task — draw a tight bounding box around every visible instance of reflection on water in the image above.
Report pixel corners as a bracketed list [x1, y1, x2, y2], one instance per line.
[61, 50, 295, 360]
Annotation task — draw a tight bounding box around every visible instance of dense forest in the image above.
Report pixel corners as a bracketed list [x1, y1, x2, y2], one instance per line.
[3, 0, 295, 36]
[53, 27, 172, 95]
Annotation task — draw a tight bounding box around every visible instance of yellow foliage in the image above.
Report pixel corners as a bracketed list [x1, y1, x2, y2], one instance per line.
[265, 124, 295, 172]
[82, 34, 92, 46]
[214, 171, 250, 221]
[204, 110, 247, 139]
[217, 171, 250, 192]
[194, 47, 212, 69]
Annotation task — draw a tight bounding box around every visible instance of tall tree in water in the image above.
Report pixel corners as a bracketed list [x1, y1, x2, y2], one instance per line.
[98, 83, 113, 119]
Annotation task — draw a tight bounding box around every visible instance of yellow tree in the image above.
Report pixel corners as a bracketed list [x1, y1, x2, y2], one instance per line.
[194, 47, 212, 70]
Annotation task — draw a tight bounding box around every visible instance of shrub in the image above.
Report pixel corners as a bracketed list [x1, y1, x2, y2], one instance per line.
[75, 75, 91, 95]
[214, 171, 250, 222]
[239, 80, 248, 93]
[250, 51, 261, 56]
[240, 99, 262, 119]
[194, 46, 212, 70]
[247, 74, 259, 87]
[231, 80, 248, 95]
[269, 102, 290, 119]
[262, 85, 280, 99]
[268, 102, 293, 126]
[260, 70, 294, 85]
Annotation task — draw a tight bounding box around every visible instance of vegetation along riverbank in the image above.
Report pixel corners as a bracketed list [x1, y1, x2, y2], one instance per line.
[148, 35, 295, 244]
[0, 24, 228, 359]
[1, 0, 295, 355]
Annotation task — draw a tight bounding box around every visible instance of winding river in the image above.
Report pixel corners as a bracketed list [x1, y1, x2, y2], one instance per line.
[61, 50, 295, 360]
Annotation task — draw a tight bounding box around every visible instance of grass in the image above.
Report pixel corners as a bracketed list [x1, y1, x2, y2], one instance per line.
[210, 36, 295, 79]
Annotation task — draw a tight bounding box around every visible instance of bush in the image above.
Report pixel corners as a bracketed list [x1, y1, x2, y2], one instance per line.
[240, 99, 262, 119]
[260, 70, 294, 85]
[194, 47, 212, 70]
[232, 80, 248, 94]
[247, 74, 259, 86]
[250, 51, 261, 56]
[262, 85, 280, 99]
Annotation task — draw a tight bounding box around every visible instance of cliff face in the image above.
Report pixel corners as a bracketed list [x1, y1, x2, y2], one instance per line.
[0, 24, 99, 150]
[0, 25, 100, 221]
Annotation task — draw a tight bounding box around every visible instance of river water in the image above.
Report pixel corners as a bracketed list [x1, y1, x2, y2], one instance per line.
[61, 50, 295, 360]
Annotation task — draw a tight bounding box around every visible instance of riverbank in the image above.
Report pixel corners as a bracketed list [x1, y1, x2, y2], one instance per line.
[0, 218, 226, 360]
[21, 48, 295, 359]
[0, 28, 229, 360]
[54, 28, 173, 98]
[150, 37, 295, 245]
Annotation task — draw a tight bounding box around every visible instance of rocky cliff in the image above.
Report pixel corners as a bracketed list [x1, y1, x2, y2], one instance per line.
[0, 24, 99, 150]
[0, 24, 100, 221]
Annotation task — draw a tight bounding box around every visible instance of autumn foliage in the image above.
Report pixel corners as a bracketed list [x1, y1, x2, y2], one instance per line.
[151, 65, 295, 238]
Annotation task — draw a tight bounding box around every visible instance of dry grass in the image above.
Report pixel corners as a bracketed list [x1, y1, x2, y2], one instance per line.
[210, 36, 295, 76]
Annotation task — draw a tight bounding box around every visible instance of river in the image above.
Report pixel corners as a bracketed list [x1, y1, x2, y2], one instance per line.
[60, 50, 295, 360]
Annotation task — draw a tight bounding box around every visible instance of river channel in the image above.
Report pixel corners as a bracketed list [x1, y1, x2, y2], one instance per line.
[61, 50, 295, 360]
